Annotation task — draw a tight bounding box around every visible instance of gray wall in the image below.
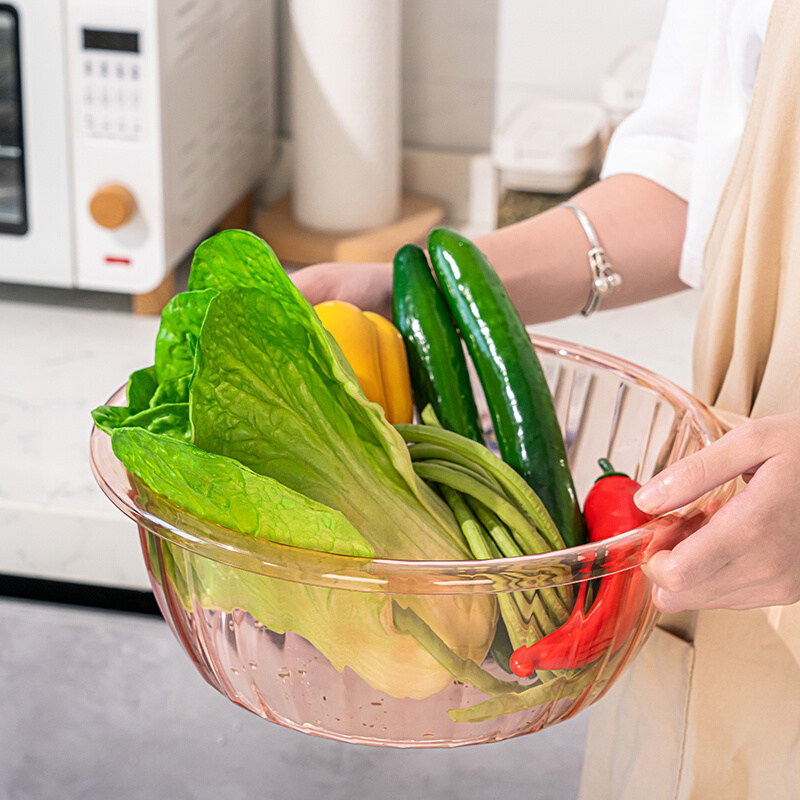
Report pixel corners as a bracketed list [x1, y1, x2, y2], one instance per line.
[276, 0, 668, 151]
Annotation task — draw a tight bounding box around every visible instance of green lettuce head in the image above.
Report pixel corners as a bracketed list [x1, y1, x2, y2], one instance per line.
[99, 230, 497, 699]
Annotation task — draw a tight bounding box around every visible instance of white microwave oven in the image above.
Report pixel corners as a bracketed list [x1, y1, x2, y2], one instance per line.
[0, 0, 276, 294]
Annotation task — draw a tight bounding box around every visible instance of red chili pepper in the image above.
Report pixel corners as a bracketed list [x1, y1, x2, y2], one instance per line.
[583, 459, 652, 542]
[509, 459, 652, 678]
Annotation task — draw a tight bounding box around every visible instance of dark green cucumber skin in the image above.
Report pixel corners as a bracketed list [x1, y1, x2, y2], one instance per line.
[428, 228, 585, 548]
[392, 243, 484, 444]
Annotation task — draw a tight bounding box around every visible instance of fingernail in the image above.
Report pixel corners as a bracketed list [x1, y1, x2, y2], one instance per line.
[635, 479, 668, 512]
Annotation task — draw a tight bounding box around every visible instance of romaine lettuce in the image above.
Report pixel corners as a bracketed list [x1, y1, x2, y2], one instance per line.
[191, 286, 468, 561]
[100, 230, 497, 699]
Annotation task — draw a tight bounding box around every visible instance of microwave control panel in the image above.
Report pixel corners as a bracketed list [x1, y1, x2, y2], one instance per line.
[62, 0, 275, 295]
[66, 0, 166, 294]
[79, 29, 144, 143]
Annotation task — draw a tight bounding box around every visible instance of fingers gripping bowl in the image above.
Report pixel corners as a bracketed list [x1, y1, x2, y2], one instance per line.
[90, 335, 733, 748]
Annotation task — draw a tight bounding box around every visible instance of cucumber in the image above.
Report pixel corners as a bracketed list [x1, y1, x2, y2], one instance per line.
[427, 228, 585, 548]
[392, 244, 484, 443]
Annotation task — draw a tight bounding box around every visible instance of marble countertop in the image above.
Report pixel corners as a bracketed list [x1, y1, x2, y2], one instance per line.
[0, 234, 702, 591]
[1, 283, 160, 590]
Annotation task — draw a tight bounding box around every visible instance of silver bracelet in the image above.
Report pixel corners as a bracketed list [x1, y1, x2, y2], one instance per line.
[561, 203, 622, 317]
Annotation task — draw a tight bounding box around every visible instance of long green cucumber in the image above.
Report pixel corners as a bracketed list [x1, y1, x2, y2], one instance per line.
[427, 228, 585, 547]
[392, 243, 484, 443]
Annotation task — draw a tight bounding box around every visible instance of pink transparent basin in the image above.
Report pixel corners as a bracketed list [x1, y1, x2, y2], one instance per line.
[90, 334, 734, 748]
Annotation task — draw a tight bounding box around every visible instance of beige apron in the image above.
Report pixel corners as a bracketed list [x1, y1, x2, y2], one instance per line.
[579, 0, 800, 796]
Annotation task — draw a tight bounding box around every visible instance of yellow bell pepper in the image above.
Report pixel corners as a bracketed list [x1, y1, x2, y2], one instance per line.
[314, 301, 413, 424]
[363, 310, 414, 425]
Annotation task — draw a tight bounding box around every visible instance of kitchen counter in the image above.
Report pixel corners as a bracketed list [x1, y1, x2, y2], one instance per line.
[0, 238, 702, 592]
[0, 282, 162, 591]
[0, 266, 596, 800]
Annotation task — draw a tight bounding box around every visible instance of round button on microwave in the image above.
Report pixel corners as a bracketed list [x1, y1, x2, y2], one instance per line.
[89, 184, 136, 229]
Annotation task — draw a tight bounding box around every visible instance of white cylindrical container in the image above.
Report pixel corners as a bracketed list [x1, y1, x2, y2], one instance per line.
[289, 0, 402, 233]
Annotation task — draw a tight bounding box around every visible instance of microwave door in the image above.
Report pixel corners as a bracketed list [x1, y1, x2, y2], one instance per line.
[0, 0, 73, 288]
[0, 4, 27, 235]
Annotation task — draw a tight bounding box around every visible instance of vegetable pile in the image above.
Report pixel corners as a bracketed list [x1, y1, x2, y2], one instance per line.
[92, 227, 653, 722]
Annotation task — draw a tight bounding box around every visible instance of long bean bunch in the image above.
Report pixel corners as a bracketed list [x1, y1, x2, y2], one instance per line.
[399, 407, 574, 659]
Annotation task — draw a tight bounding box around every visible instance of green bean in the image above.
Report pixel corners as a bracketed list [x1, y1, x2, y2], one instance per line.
[462, 499, 558, 627]
[439, 485, 492, 560]
[397, 422, 564, 550]
[408, 442, 507, 495]
[439, 485, 546, 642]
[418, 458, 502, 496]
[391, 602, 523, 697]
[447, 661, 604, 723]
[466, 497, 524, 559]
[413, 462, 553, 555]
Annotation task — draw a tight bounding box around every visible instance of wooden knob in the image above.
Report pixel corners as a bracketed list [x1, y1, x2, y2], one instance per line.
[90, 184, 136, 229]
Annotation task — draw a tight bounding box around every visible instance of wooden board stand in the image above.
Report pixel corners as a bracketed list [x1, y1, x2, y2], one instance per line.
[254, 193, 445, 266]
[131, 271, 176, 316]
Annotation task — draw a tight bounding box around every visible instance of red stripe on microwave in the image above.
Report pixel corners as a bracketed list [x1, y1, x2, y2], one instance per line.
[104, 256, 132, 266]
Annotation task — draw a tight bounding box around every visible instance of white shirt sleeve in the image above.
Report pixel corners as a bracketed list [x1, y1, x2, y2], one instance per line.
[600, 0, 718, 203]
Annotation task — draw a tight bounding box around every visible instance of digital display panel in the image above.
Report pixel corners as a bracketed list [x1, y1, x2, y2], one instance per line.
[82, 28, 140, 53]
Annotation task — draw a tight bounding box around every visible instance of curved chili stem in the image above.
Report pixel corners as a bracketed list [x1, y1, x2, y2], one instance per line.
[594, 458, 629, 481]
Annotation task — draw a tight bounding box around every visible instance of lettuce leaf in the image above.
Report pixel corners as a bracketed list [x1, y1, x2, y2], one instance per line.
[127, 403, 190, 440]
[111, 427, 374, 557]
[92, 395, 190, 442]
[126, 366, 158, 412]
[188, 229, 284, 294]
[92, 287, 213, 440]
[91, 366, 158, 435]
[191, 286, 466, 561]
[150, 374, 192, 407]
[111, 428, 490, 699]
[154, 289, 217, 385]
[168, 548, 465, 699]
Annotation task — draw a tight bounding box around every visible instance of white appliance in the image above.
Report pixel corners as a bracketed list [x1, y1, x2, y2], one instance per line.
[491, 99, 606, 194]
[0, 0, 276, 294]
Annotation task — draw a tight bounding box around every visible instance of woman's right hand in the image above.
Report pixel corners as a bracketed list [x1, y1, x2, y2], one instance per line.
[290, 261, 393, 318]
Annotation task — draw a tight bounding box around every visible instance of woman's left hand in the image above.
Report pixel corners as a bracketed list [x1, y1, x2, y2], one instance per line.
[635, 413, 800, 612]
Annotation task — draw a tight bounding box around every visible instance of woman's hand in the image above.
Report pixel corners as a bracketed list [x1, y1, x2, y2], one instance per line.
[636, 413, 800, 612]
[290, 262, 393, 318]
